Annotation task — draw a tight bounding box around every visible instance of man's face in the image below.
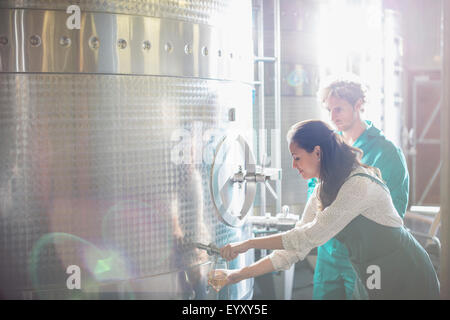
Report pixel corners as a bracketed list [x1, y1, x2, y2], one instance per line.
[324, 95, 360, 132]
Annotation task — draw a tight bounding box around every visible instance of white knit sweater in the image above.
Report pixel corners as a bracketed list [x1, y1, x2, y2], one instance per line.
[268, 166, 404, 271]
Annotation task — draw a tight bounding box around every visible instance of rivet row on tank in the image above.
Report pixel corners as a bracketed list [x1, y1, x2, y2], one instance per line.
[5, 34, 239, 59]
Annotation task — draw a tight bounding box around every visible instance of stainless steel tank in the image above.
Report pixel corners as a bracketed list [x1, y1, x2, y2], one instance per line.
[0, 0, 255, 299]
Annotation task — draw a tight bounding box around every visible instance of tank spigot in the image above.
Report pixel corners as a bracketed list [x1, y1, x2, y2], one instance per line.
[281, 205, 289, 217]
[194, 242, 220, 256]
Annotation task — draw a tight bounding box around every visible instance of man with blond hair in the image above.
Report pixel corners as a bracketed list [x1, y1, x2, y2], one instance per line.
[308, 74, 410, 299]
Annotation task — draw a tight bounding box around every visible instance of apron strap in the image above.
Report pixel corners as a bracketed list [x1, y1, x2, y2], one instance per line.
[347, 172, 390, 195]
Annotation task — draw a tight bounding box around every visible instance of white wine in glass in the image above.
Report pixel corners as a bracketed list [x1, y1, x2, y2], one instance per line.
[209, 269, 228, 292]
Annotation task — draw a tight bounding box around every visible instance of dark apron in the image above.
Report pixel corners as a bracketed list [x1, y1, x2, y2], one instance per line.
[334, 173, 440, 299]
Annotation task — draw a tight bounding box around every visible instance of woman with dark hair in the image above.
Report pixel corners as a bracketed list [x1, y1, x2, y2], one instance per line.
[213, 119, 440, 299]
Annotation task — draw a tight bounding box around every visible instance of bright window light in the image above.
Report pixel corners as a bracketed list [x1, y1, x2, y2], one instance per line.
[317, 0, 384, 127]
[410, 206, 440, 214]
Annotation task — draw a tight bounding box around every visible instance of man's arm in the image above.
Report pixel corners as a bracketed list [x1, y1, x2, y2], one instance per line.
[376, 147, 409, 218]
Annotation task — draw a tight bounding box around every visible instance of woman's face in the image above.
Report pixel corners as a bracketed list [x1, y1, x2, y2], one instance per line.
[289, 142, 321, 180]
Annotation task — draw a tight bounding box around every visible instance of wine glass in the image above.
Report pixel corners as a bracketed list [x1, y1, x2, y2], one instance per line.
[208, 256, 229, 293]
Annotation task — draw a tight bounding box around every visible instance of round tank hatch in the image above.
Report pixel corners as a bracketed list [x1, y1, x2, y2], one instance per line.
[210, 134, 256, 227]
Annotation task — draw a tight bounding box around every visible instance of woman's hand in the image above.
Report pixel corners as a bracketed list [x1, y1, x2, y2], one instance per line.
[208, 269, 244, 292]
[220, 240, 251, 261]
[208, 257, 276, 292]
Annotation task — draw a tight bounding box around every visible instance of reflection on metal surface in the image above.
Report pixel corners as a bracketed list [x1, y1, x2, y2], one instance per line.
[0, 0, 254, 300]
[0, 0, 242, 26]
[0, 73, 254, 299]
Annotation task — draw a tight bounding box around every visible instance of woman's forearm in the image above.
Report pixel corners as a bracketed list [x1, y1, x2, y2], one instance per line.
[223, 235, 285, 285]
[237, 256, 276, 281]
[220, 233, 285, 261]
[247, 233, 284, 251]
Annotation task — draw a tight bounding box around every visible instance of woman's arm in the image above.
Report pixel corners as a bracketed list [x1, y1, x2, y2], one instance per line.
[221, 255, 276, 286]
[220, 234, 284, 261]
[249, 234, 284, 250]
[220, 188, 320, 261]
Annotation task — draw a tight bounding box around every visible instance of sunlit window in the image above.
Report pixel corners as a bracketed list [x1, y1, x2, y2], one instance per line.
[317, 0, 384, 128]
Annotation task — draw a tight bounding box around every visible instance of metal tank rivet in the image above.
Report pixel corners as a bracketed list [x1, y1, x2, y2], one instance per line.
[228, 108, 236, 121]
[0, 36, 8, 46]
[164, 42, 173, 53]
[118, 39, 127, 49]
[217, 49, 222, 57]
[142, 40, 151, 51]
[201, 46, 208, 56]
[89, 36, 100, 50]
[59, 36, 71, 48]
[30, 35, 41, 47]
[184, 44, 192, 55]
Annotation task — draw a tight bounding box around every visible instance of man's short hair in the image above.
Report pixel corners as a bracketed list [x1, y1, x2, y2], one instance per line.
[318, 74, 368, 112]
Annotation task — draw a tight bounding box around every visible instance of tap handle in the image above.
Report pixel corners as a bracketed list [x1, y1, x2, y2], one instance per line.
[195, 242, 220, 256]
[207, 243, 220, 255]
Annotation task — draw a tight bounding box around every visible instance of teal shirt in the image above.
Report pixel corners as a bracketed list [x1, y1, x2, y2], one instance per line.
[352, 120, 409, 217]
[309, 120, 410, 299]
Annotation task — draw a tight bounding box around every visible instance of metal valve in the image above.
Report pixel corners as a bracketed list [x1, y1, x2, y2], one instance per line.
[232, 163, 282, 200]
[210, 134, 282, 227]
[194, 242, 220, 256]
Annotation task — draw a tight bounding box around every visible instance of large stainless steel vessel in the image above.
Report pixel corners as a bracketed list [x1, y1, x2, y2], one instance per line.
[0, 0, 255, 299]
